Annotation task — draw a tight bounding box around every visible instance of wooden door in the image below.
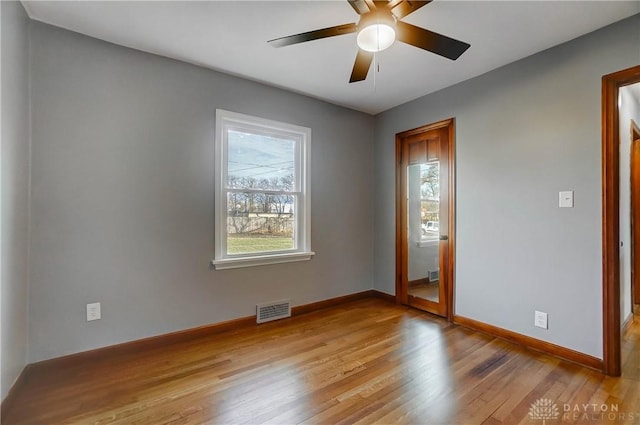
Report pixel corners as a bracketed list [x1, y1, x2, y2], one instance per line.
[631, 121, 640, 307]
[396, 119, 455, 319]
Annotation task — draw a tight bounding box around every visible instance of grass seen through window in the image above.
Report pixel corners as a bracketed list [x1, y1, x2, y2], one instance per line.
[227, 235, 294, 254]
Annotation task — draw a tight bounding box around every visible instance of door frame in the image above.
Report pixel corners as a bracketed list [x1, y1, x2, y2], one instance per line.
[602, 65, 640, 376]
[395, 118, 456, 321]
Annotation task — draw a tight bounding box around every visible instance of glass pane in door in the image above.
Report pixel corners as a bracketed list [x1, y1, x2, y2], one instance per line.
[407, 161, 440, 303]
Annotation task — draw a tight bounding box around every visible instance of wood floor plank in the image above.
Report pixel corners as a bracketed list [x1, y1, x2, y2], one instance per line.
[3, 299, 640, 425]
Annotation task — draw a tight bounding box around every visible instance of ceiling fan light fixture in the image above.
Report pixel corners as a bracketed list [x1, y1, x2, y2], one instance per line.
[357, 23, 396, 52]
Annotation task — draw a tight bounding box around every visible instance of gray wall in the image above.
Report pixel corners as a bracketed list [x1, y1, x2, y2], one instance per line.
[619, 84, 640, 326]
[1, 0, 30, 400]
[28, 21, 375, 362]
[374, 15, 640, 358]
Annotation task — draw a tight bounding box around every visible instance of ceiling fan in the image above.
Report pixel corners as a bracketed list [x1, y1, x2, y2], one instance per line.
[267, 0, 471, 83]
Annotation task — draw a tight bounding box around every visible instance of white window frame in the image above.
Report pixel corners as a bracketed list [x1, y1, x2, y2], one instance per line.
[212, 109, 313, 270]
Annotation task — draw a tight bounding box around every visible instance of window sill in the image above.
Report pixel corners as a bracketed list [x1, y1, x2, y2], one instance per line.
[417, 239, 439, 248]
[212, 251, 315, 270]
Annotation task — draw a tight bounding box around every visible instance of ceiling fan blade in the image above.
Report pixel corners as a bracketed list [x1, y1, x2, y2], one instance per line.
[268, 23, 357, 48]
[388, 0, 432, 20]
[365, 0, 378, 11]
[396, 21, 470, 60]
[349, 49, 374, 83]
[347, 0, 372, 15]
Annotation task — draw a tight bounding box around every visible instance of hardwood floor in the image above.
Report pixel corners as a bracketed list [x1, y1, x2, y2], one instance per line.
[3, 298, 639, 425]
[409, 281, 439, 302]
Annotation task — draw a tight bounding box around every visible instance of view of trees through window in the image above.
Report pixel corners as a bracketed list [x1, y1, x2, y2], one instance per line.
[226, 130, 297, 254]
[420, 162, 440, 240]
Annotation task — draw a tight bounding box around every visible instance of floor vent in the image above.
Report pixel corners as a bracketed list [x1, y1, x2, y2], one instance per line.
[256, 299, 291, 324]
[429, 270, 440, 282]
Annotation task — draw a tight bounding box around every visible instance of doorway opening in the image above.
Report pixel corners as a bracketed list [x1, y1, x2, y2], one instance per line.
[395, 118, 455, 320]
[602, 65, 640, 376]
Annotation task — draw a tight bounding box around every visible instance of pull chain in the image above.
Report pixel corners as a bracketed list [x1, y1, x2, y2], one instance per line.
[373, 52, 377, 93]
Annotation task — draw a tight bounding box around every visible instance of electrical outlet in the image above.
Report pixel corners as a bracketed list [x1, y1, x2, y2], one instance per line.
[87, 302, 101, 321]
[534, 310, 548, 329]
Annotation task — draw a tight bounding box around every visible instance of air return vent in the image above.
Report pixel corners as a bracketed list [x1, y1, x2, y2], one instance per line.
[429, 270, 440, 282]
[256, 299, 291, 324]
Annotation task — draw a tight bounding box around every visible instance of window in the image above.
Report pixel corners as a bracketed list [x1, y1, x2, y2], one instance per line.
[212, 110, 313, 270]
[408, 161, 440, 247]
[419, 161, 440, 244]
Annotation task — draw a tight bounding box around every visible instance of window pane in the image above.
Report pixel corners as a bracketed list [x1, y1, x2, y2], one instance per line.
[420, 162, 439, 241]
[420, 162, 439, 200]
[227, 130, 296, 191]
[227, 192, 295, 254]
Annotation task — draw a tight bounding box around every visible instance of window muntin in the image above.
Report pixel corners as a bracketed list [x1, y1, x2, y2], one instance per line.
[213, 110, 312, 269]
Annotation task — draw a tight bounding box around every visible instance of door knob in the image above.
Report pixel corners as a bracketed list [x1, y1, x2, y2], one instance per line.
[440, 235, 448, 241]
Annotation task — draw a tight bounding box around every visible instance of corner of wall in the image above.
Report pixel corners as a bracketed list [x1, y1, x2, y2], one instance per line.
[25, 1, 33, 367]
[0, 0, 32, 401]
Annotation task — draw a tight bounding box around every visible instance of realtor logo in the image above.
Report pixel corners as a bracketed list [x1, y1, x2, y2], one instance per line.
[529, 398, 560, 424]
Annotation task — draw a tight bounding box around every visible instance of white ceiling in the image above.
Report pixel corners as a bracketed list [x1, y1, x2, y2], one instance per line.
[22, 1, 640, 115]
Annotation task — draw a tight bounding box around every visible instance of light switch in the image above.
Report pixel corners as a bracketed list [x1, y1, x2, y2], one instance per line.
[559, 191, 574, 208]
[535, 311, 548, 329]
